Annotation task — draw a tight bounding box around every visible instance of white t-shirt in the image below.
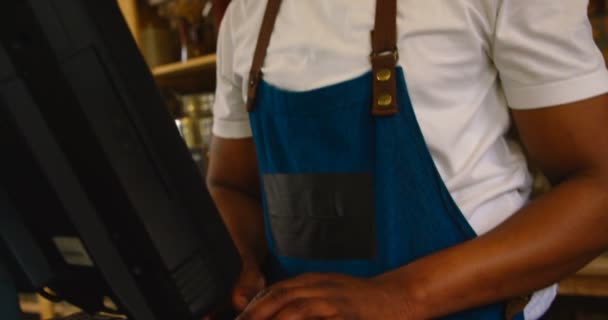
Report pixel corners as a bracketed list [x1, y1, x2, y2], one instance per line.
[212, 1, 608, 318]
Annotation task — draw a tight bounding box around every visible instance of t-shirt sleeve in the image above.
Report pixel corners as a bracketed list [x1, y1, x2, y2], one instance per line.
[493, 1, 608, 109]
[212, 3, 253, 138]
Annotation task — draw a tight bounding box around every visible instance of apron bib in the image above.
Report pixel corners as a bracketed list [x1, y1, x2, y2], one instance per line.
[245, 0, 514, 318]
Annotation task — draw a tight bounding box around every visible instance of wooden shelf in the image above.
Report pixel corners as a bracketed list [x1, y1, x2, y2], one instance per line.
[152, 54, 216, 78]
[152, 55, 217, 93]
[576, 254, 608, 277]
[117, 2, 217, 93]
[559, 254, 608, 297]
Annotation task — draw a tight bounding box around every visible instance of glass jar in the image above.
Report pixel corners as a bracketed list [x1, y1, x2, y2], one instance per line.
[179, 93, 214, 150]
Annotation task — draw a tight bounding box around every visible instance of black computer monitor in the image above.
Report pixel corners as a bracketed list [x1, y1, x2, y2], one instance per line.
[0, 1, 241, 319]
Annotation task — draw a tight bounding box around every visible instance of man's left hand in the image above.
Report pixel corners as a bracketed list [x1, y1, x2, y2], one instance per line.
[235, 272, 411, 320]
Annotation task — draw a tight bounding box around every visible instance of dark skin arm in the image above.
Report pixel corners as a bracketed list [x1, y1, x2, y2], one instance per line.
[206, 137, 267, 312]
[235, 94, 608, 320]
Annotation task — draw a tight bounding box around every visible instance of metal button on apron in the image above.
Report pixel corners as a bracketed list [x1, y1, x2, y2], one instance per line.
[376, 68, 392, 81]
[377, 94, 393, 107]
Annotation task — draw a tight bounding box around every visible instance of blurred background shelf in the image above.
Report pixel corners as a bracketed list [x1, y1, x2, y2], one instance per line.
[559, 254, 608, 297]
[152, 54, 216, 78]
[576, 254, 608, 277]
[117, 0, 221, 93]
[152, 54, 216, 93]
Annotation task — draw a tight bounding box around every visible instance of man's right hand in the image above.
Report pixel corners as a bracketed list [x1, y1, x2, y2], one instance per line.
[232, 258, 266, 312]
[203, 258, 265, 320]
[206, 136, 268, 316]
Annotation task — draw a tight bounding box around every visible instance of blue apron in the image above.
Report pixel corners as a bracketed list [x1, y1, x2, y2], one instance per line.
[248, 68, 511, 319]
[0, 258, 20, 320]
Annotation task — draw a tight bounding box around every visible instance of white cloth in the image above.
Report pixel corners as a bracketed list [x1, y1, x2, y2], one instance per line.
[213, 1, 608, 318]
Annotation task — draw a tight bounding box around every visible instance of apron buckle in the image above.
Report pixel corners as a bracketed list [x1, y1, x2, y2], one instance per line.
[369, 48, 399, 62]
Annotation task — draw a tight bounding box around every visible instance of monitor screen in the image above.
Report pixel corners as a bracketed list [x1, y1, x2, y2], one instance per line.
[0, 1, 241, 319]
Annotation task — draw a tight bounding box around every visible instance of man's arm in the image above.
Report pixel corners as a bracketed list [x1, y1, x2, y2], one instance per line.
[235, 95, 608, 320]
[206, 136, 267, 311]
[379, 94, 608, 318]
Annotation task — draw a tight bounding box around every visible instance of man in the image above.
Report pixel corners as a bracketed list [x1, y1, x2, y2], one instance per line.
[208, 0, 608, 319]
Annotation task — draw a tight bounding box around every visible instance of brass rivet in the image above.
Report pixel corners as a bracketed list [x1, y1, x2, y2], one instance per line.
[376, 69, 392, 81]
[377, 94, 393, 107]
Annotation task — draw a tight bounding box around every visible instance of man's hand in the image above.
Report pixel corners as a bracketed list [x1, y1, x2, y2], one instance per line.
[233, 258, 266, 312]
[203, 258, 266, 320]
[206, 136, 268, 317]
[236, 273, 411, 320]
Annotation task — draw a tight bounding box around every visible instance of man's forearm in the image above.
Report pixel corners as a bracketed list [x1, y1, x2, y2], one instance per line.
[377, 172, 608, 319]
[208, 184, 267, 265]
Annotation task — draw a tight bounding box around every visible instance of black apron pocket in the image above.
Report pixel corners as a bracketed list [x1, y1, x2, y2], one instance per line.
[262, 173, 375, 260]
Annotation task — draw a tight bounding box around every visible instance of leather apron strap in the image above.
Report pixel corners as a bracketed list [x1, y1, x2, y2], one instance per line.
[246, 0, 283, 112]
[371, 0, 399, 116]
[246, 0, 399, 116]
